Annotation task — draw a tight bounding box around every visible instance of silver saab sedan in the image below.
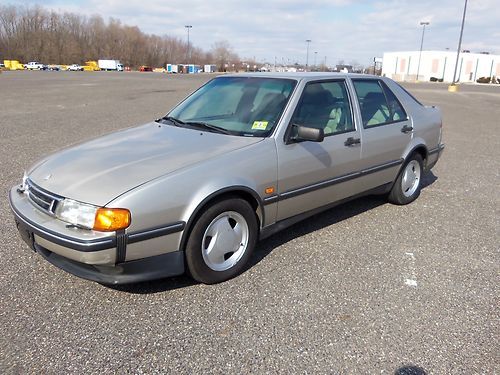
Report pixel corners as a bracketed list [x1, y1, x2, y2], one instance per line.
[9, 73, 444, 284]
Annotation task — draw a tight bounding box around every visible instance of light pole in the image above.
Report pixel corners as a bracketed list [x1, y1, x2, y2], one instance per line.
[185, 25, 192, 62]
[416, 21, 430, 82]
[450, 0, 468, 89]
[314, 51, 318, 68]
[305, 39, 311, 70]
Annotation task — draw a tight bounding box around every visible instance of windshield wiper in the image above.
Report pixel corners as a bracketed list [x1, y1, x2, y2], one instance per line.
[155, 116, 186, 127]
[183, 121, 234, 135]
[156, 117, 235, 135]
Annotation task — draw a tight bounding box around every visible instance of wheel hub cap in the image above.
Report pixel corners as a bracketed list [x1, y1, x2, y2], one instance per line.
[401, 160, 421, 197]
[202, 211, 249, 271]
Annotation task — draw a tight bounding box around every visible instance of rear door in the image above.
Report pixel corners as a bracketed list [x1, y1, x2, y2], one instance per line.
[275, 79, 365, 221]
[350, 78, 412, 189]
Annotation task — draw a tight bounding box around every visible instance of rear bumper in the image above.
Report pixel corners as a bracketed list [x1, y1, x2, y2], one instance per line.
[426, 143, 445, 170]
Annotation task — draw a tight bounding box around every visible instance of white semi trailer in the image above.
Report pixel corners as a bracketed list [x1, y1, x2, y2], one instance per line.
[98, 60, 124, 71]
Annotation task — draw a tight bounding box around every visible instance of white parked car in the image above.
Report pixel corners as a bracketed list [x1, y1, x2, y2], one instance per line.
[68, 64, 84, 71]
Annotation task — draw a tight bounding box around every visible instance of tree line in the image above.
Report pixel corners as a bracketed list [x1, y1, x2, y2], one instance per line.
[0, 4, 244, 70]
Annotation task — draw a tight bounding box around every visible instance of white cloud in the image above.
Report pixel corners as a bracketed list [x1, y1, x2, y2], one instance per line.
[12, 0, 500, 66]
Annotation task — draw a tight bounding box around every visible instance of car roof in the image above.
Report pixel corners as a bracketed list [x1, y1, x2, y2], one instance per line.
[220, 72, 381, 81]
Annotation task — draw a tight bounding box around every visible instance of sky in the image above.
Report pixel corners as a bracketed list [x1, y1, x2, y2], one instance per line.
[5, 0, 500, 66]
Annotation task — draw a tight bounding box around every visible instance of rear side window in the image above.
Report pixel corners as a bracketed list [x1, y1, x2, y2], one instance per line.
[352, 80, 407, 128]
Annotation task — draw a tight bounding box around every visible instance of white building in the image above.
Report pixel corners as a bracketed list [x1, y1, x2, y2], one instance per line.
[382, 51, 500, 83]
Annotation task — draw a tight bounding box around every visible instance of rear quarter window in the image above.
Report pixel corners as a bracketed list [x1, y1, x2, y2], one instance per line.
[352, 79, 408, 128]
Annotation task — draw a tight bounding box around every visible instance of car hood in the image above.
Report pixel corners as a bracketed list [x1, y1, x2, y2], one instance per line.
[29, 122, 262, 206]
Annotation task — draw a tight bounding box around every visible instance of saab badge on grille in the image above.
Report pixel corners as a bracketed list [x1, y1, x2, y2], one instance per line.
[43, 174, 52, 181]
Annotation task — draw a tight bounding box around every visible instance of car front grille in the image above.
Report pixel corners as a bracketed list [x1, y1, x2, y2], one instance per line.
[26, 179, 63, 215]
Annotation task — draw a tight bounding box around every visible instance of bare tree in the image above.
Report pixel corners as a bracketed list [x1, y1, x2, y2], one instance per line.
[0, 4, 243, 69]
[211, 40, 233, 72]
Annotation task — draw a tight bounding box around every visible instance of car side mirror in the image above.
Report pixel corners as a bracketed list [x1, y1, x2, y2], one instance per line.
[288, 124, 324, 143]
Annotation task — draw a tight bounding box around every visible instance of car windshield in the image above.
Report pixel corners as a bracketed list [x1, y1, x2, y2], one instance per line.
[167, 76, 297, 137]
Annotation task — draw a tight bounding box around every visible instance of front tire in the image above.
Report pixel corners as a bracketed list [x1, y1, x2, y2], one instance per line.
[388, 153, 423, 205]
[185, 198, 258, 284]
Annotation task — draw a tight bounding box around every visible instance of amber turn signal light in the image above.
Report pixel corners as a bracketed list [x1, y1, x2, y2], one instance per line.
[265, 186, 275, 194]
[93, 208, 131, 232]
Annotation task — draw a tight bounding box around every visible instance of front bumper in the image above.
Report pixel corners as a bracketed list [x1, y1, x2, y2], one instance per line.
[35, 243, 184, 285]
[9, 187, 185, 284]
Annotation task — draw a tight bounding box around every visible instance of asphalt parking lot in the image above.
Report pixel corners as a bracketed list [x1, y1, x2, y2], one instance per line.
[0, 71, 498, 374]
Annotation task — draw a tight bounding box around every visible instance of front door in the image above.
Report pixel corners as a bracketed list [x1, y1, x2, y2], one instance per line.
[275, 80, 364, 221]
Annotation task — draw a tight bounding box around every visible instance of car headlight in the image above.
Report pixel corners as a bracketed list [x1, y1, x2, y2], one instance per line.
[55, 198, 98, 229]
[55, 199, 131, 232]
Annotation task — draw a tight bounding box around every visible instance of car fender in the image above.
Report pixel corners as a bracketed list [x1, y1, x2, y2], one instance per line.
[401, 136, 428, 164]
[178, 182, 266, 253]
[109, 172, 268, 255]
[181, 182, 265, 226]
[383, 139, 428, 194]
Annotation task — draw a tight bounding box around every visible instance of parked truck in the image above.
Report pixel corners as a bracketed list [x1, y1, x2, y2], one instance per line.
[4, 60, 25, 70]
[83, 61, 100, 71]
[25, 61, 46, 70]
[98, 60, 124, 71]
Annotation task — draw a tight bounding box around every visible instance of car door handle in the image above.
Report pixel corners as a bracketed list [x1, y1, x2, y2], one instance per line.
[401, 125, 414, 133]
[344, 137, 361, 146]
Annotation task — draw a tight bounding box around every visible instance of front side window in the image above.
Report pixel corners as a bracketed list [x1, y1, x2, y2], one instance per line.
[352, 79, 407, 128]
[168, 77, 296, 136]
[291, 80, 354, 136]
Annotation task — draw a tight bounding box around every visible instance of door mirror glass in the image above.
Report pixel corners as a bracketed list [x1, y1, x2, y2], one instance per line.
[290, 124, 324, 143]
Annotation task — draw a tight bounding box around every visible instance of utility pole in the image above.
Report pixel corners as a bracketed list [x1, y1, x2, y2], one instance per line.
[450, 0, 468, 91]
[416, 21, 430, 82]
[305, 39, 311, 71]
[185, 25, 192, 62]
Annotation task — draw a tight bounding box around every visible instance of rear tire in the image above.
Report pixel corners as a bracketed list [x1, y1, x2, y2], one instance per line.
[388, 154, 423, 205]
[185, 198, 258, 284]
